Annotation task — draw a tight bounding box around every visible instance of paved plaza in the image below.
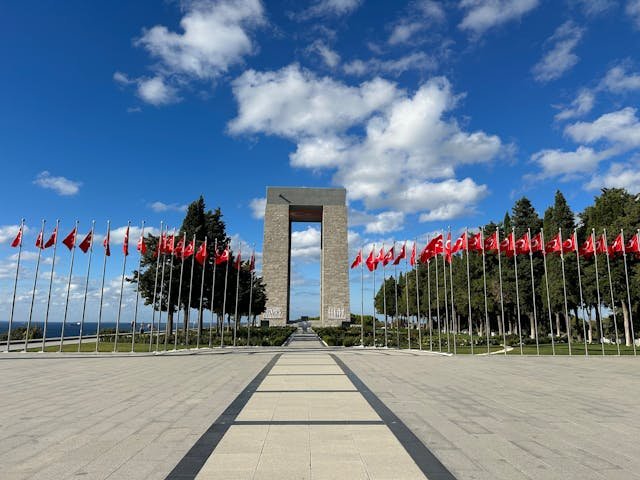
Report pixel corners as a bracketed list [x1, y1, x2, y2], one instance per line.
[1, 339, 639, 479]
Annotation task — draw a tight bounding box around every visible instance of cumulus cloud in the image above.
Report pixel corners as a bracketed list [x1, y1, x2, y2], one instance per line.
[564, 107, 640, 148]
[229, 64, 504, 223]
[459, 0, 540, 37]
[532, 21, 584, 83]
[148, 201, 188, 213]
[342, 52, 437, 77]
[350, 210, 405, 233]
[600, 65, 640, 93]
[249, 197, 266, 219]
[33, 171, 81, 196]
[388, 0, 446, 45]
[554, 89, 594, 121]
[585, 161, 640, 193]
[531, 146, 604, 180]
[0, 225, 29, 244]
[115, 0, 264, 105]
[291, 226, 321, 262]
[308, 41, 341, 68]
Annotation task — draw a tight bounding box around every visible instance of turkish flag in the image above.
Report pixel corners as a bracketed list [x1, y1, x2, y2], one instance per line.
[249, 252, 255, 271]
[452, 232, 466, 254]
[393, 243, 406, 265]
[174, 238, 184, 259]
[484, 231, 499, 252]
[609, 233, 624, 256]
[233, 251, 242, 270]
[35, 230, 44, 249]
[383, 247, 394, 266]
[137, 235, 147, 255]
[351, 250, 362, 269]
[515, 233, 530, 255]
[420, 234, 443, 263]
[166, 235, 175, 254]
[410, 242, 417, 266]
[215, 247, 229, 265]
[123, 226, 130, 256]
[545, 233, 562, 254]
[579, 236, 594, 257]
[62, 227, 77, 251]
[78, 231, 93, 253]
[44, 227, 57, 249]
[183, 240, 195, 259]
[530, 232, 543, 253]
[195, 240, 208, 265]
[10, 226, 22, 248]
[595, 234, 608, 255]
[562, 232, 577, 254]
[103, 230, 111, 257]
[626, 233, 640, 254]
[444, 232, 453, 264]
[468, 232, 482, 252]
[365, 248, 377, 272]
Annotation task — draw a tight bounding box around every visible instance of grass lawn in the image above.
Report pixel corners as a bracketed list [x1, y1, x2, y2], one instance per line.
[505, 343, 637, 356]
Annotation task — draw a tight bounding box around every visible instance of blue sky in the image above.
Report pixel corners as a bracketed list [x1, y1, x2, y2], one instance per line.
[2, 0, 640, 321]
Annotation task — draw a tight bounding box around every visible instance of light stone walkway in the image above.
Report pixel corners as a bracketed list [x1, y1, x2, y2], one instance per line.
[195, 352, 427, 480]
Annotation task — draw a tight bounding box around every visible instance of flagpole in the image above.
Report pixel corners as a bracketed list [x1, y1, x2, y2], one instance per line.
[496, 227, 507, 356]
[426, 240, 433, 351]
[209, 238, 218, 348]
[372, 243, 376, 348]
[447, 229, 456, 355]
[393, 244, 400, 349]
[96, 220, 110, 353]
[592, 229, 605, 356]
[113, 221, 130, 352]
[198, 237, 208, 350]
[620, 228, 637, 355]
[247, 243, 254, 347]
[414, 243, 422, 350]
[6, 219, 25, 353]
[78, 221, 95, 352]
[575, 228, 588, 356]
[480, 227, 490, 355]
[558, 228, 572, 356]
[185, 234, 196, 348]
[434, 238, 442, 353]
[527, 228, 540, 356]
[131, 221, 145, 353]
[156, 228, 168, 352]
[540, 228, 555, 355]
[382, 243, 388, 348]
[164, 229, 176, 351]
[465, 229, 473, 355]
[41, 219, 59, 352]
[149, 222, 163, 352]
[441, 235, 450, 352]
[603, 229, 620, 355]
[512, 227, 523, 355]
[360, 245, 364, 347]
[174, 232, 186, 351]
[59, 220, 79, 352]
[405, 244, 411, 350]
[233, 245, 241, 347]
[221, 243, 230, 348]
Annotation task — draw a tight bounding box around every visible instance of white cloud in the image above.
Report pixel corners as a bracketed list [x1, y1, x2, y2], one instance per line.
[33, 171, 81, 196]
[291, 226, 321, 262]
[117, 0, 264, 105]
[230, 65, 503, 222]
[342, 52, 437, 77]
[349, 210, 405, 234]
[532, 21, 584, 83]
[108, 225, 161, 246]
[0, 224, 29, 244]
[298, 0, 362, 19]
[309, 41, 341, 68]
[564, 107, 640, 148]
[600, 65, 640, 93]
[458, 0, 540, 37]
[627, 0, 640, 28]
[388, 1, 446, 45]
[572, 0, 616, 16]
[585, 161, 640, 193]
[148, 201, 188, 212]
[249, 197, 266, 219]
[554, 89, 594, 121]
[531, 146, 605, 179]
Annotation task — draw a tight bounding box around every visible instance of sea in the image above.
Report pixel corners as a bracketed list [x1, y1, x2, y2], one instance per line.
[0, 321, 165, 338]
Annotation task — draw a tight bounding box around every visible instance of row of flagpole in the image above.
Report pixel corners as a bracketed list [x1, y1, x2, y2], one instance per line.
[351, 226, 640, 355]
[4, 220, 257, 353]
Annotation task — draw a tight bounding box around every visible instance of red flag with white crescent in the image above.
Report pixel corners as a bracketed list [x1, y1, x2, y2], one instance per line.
[514, 233, 530, 255]
[183, 240, 195, 259]
[137, 235, 147, 255]
[195, 240, 208, 265]
[215, 246, 229, 265]
[62, 227, 77, 251]
[78, 231, 93, 253]
[365, 248, 377, 272]
[579, 235, 594, 257]
[44, 227, 58, 249]
[410, 242, 416, 266]
[530, 232, 543, 253]
[10, 226, 22, 248]
[350, 250, 362, 269]
[545, 233, 562, 254]
[123, 226, 130, 256]
[393, 243, 406, 265]
[561, 232, 577, 254]
[484, 231, 499, 252]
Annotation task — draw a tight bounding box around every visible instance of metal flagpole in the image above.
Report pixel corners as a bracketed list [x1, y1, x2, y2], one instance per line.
[174, 232, 186, 351]
[512, 227, 523, 355]
[185, 234, 196, 348]
[480, 227, 490, 355]
[527, 228, 540, 356]
[78, 221, 95, 352]
[393, 243, 400, 349]
[414, 242, 422, 350]
[448, 231, 456, 355]
[372, 243, 376, 348]
[131, 221, 145, 352]
[574, 228, 588, 356]
[247, 243, 255, 347]
[164, 229, 176, 351]
[496, 227, 507, 356]
[435, 238, 442, 353]
[156, 228, 168, 352]
[442, 237, 450, 353]
[96, 220, 110, 353]
[405, 244, 411, 350]
[465, 229, 473, 355]
[6, 219, 25, 353]
[233, 245, 241, 347]
[540, 228, 555, 355]
[592, 229, 605, 356]
[114, 221, 130, 352]
[59, 221, 79, 352]
[25, 220, 46, 352]
[426, 242, 433, 351]
[41, 219, 59, 352]
[620, 228, 637, 356]
[198, 237, 208, 349]
[209, 238, 218, 348]
[603, 229, 620, 355]
[360, 245, 364, 347]
[558, 228, 572, 356]
[221, 243, 230, 348]
[382, 243, 388, 348]
[149, 222, 163, 352]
